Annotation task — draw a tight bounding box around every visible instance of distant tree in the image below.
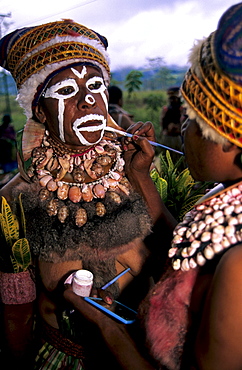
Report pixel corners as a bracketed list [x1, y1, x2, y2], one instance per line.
[125, 70, 143, 98]
[156, 66, 176, 89]
[143, 57, 176, 90]
[143, 57, 164, 90]
[146, 57, 164, 70]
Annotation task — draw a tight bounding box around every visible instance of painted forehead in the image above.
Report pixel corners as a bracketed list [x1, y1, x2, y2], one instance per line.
[44, 66, 106, 99]
[50, 65, 103, 85]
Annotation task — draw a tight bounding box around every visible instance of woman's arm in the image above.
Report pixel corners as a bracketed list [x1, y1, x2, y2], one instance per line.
[123, 121, 177, 232]
[195, 244, 242, 369]
[64, 285, 155, 370]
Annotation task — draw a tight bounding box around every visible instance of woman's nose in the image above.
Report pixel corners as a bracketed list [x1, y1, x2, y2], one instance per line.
[77, 92, 96, 110]
[85, 94, 95, 105]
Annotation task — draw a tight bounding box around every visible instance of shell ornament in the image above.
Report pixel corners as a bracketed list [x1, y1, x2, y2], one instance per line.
[18, 119, 131, 227]
[169, 183, 242, 271]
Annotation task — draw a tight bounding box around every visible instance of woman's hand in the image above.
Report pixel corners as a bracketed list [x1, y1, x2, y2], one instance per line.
[63, 284, 115, 328]
[122, 121, 177, 228]
[63, 284, 154, 370]
[123, 121, 155, 179]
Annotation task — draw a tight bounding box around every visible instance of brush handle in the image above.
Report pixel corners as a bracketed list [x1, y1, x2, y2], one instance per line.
[105, 126, 184, 155]
[101, 268, 131, 290]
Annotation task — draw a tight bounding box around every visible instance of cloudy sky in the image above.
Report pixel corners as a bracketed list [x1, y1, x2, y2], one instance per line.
[0, 0, 239, 71]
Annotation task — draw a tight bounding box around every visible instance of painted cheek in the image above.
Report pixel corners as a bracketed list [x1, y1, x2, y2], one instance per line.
[58, 99, 65, 142]
[100, 90, 108, 113]
[44, 79, 79, 142]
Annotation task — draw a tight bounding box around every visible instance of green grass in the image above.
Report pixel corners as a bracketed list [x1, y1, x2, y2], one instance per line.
[122, 90, 167, 140]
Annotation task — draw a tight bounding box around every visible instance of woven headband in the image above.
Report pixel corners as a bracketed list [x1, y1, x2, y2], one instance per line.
[0, 20, 110, 118]
[181, 3, 242, 148]
[3, 20, 110, 88]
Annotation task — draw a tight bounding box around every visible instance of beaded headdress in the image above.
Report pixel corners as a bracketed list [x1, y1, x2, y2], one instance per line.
[0, 19, 110, 118]
[181, 3, 242, 148]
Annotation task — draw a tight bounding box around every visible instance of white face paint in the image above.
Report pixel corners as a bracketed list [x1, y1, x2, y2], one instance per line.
[43, 66, 108, 146]
[86, 75, 108, 113]
[44, 78, 79, 142]
[72, 74, 108, 145]
[71, 66, 87, 79]
[73, 114, 107, 145]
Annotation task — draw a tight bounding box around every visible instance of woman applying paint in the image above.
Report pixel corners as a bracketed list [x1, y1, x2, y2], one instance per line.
[64, 4, 242, 369]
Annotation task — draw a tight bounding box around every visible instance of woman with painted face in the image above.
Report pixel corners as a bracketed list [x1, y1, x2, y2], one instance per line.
[64, 4, 242, 370]
[37, 65, 109, 147]
[0, 21, 164, 369]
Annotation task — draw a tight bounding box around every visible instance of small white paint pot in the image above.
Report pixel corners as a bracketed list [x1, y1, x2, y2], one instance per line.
[72, 269, 93, 297]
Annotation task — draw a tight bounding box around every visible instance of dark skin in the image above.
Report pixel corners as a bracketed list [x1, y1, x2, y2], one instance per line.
[64, 119, 242, 369]
[181, 119, 242, 184]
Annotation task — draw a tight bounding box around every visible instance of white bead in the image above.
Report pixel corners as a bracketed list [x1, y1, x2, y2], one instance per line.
[204, 245, 215, 260]
[172, 259, 181, 270]
[168, 247, 177, 258]
[181, 258, 190, 271]
[181, 247, 189, 258]
[225, 225, 235, 237]
[196, 252, 206, 266]
[213, 243, 223, 253]
[201, 231, 211, 242]
[189, 258, 197, 269]
[191, 240, 201, 249]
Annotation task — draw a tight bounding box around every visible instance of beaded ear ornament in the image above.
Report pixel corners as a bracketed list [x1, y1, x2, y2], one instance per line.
[17, 117, 131, 226]
[169, 182, 242, 271]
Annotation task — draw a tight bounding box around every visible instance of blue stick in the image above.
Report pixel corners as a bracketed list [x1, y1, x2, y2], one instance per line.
[101, 267, 131, 290]
[105, 127, 184, 155]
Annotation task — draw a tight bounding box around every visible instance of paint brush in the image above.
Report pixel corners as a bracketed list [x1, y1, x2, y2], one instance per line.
[105, 126, 184, 155]
[101, 267, 131, 290]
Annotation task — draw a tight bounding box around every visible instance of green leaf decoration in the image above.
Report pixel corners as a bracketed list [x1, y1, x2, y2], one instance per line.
[150, 167, 159, 181]
[150, 168, 168, 201]
[151, 151, 212, 221]
[10, 255, 20, 273]
[12, 238, 31, 272]
[0, 195, 31, 273]
[0, 197, 19, 246]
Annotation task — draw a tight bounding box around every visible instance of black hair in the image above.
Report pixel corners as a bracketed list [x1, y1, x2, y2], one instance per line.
[108, 85, 123, 104]
[2, 114, 11, 124]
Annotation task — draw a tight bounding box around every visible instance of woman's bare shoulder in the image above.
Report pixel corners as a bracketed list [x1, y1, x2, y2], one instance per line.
[195, 244, 242, 369]
[210, 244, 242, 298]
[216, 243, 242, 276]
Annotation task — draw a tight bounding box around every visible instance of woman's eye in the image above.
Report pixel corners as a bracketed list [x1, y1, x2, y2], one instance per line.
[88, 82, 102, 91]
[57, 86, 75, 95]
[86, 76, 106, 93]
